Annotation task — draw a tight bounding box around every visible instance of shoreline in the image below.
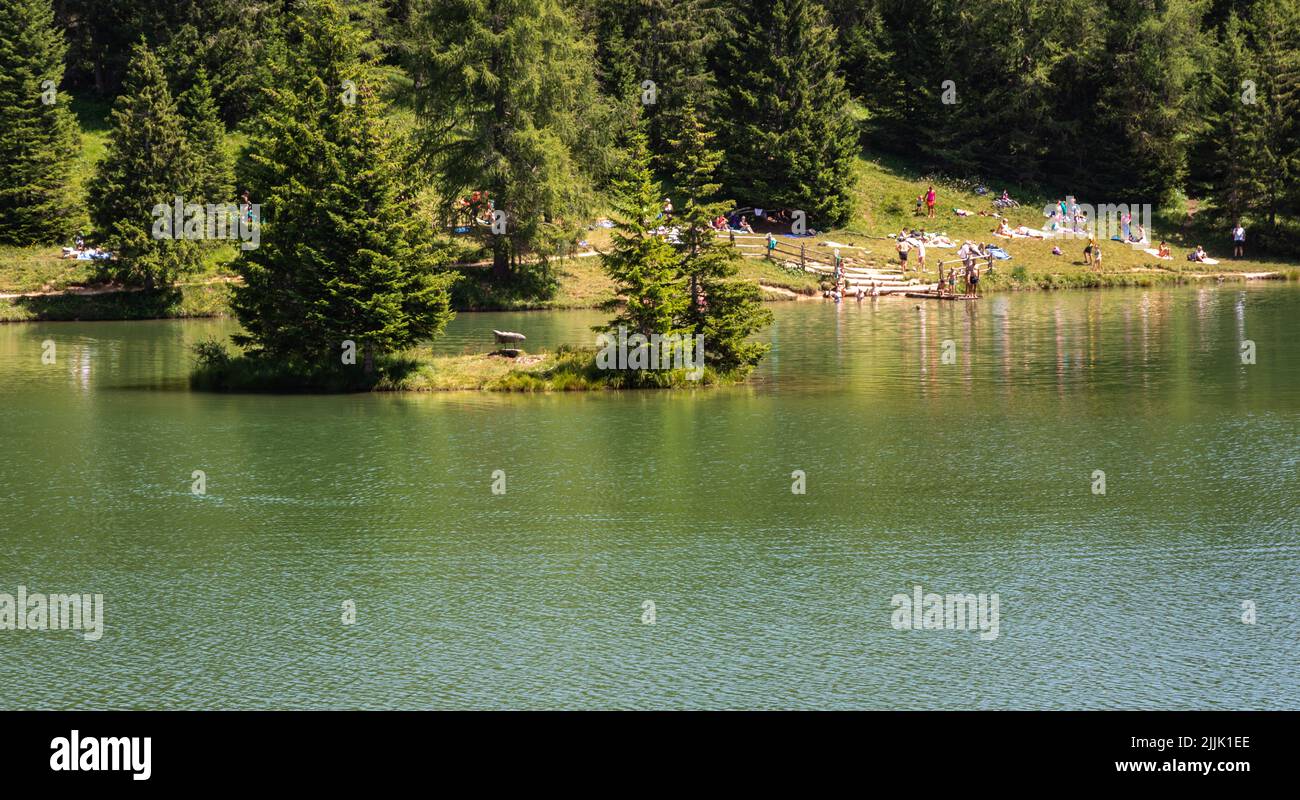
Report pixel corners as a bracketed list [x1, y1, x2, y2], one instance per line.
[2, 263, 1294, 324]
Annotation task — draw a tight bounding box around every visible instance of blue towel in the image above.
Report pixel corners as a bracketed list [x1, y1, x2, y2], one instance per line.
[987, 246, 1011, 260]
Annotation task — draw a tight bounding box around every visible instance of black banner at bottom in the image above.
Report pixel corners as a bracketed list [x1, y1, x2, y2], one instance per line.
[0, 710, 1284, 787]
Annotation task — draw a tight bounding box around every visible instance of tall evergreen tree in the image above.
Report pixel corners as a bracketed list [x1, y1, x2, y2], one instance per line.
[714, 0, 857, 228]
[88, 42, 203, 288]
[1247, 0, 1300, 228]
[405, 0, 614, 280]
[670, 102, 771, 373]
[232, 0, 456, 368]
[591, 0, 723, 169]
[598, 124, 689, 341]
[57, 0, 286, 123]
[0, 0, 81, 245]
[178, 66, 235, 205]
[1083, 0, 1205, 203]
[1188, 13, 1268, 228]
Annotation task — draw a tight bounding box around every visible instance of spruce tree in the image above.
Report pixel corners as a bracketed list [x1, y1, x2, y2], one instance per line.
[1248, 0, 1300, 228]
[88, 41, 203, 288]
[670, 102, 771, 373]
[1084, 0, 1204, 203]
[598, 124, 689, 341]
[231, 0, 456, 369]
[1188, 13, 1268, 228]
[592, 0, 722, 170]
[714, 0, 857, 228]
[0, 0, 81, 245]
[178, 66, 235, 204]
[406, 0, 613, 281]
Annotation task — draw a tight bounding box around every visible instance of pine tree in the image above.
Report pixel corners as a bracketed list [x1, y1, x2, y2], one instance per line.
[670, 102, 771, 373]
[1248, 0, 1300, 228]
[231, 0, 456, 369]
[178, 67, 234, 205]
[592, 0, 723, 170]
[0, 0, 82, 245]
[598, 124, 689, 341]
[405, 0, 613, 281]
[1083, 0, 1205, 203]
[88, 41, 203, 288]
[1188, 13, 1268, 228]
[714, 0, 857, 228]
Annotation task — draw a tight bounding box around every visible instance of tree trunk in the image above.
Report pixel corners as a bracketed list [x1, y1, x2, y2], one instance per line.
[492, 236, 509, 281]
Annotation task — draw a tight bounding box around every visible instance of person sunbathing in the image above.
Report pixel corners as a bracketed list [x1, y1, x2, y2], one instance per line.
[739, 215, 754, 234]
[994, 220, 1013, 237]
[1190, 245, 1208, 262]
[1157, 241, 1171, 258]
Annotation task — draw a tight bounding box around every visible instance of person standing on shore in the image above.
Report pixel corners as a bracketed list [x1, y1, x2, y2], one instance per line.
[897, 233, 910, 273]
[925, 186, 937, 219]
[1232, 222, 1245, 259]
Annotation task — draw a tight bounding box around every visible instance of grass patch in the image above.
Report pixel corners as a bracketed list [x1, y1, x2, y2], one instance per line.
[191, 342, 741, 393]
[0, 282, 231, 323]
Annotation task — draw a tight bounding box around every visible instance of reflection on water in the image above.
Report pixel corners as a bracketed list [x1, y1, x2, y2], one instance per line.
[0, 285, 1297, 709]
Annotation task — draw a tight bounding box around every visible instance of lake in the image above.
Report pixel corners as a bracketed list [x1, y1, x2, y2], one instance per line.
[1, 284, 1297, 709]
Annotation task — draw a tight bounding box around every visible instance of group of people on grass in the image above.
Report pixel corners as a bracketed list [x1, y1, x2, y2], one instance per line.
[894, 227, 990, 296]
[705, 206, 801, 235]
[60, 231, 112, 261]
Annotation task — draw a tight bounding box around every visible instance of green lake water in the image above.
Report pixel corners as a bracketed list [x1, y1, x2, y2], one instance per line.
[1, 284, 1297, 709]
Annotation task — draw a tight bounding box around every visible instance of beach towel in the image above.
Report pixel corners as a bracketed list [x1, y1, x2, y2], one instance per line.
[986, 246, 1011, 260]
[1142, 248, 1172, 260]
[1011, 227, 1047, 239]
[1201, 257, 1220, 265]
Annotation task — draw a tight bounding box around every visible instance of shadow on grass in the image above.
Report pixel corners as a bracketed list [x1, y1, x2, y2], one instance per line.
[450, 263, 560, 310]
[13, 288, 184, 321]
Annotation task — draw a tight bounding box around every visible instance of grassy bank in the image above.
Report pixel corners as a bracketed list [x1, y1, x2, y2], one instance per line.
[3, 96, 1298, 323]
[0, 282, 232, 323]
[190, 344, 737, 393]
